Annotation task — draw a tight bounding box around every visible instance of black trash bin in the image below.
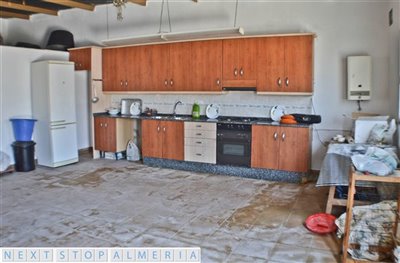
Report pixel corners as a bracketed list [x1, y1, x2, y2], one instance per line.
[12, 141, 36, 172]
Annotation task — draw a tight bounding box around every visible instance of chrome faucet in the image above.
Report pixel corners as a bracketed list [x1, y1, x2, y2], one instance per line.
[173, 101, 183, 115]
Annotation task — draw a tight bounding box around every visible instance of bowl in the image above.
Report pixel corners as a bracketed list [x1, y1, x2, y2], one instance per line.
[107, 108, 120, 115]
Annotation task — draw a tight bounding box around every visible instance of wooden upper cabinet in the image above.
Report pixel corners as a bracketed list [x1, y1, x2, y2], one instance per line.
[190, 40, 222, 91]
[102, 48, 119, 91]
[222, 38, 257, 88]
[257, 35, 313, 93]
[284, 36, 313, 93]
[140, 44, 169, 91]
[257, 37, 285, 92]
[168, 42, 191, 91]
[69, 48, 91, 70]
[125, 45, 144, 91]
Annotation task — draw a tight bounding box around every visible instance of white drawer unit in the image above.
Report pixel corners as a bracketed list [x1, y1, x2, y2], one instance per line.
[184, 122, 216, 164]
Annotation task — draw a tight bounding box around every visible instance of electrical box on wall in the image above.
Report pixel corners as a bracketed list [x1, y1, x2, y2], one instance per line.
[347, 56, 371, 100]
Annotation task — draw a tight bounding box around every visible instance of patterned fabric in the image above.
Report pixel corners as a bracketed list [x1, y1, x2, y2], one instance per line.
[336, 200, 396, 261]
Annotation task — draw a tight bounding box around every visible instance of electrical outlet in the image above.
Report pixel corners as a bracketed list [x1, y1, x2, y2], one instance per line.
[389, 8, 393, 26]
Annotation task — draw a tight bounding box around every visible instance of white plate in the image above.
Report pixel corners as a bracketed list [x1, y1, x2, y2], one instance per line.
[206, 104, 220, 119]
[130, 102, 141, 116]
[270, 105, 286, 121]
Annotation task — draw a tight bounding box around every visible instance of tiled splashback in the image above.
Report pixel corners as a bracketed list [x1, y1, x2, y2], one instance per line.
[110, 92, 312, 118]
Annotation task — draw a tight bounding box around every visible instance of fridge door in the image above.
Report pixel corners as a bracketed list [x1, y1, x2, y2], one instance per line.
[48, 63, 76, 124]
[50, 123, 78, 167]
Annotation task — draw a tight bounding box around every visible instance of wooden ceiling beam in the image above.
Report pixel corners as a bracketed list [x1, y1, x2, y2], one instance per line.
[128, 0, 147, 7]
[41, 0, 94, 11]
[0, 10, 29, 19]
[0, 1, 58, 16]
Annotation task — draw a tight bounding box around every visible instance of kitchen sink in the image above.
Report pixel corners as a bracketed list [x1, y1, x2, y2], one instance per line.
[149, 115, 191, 121]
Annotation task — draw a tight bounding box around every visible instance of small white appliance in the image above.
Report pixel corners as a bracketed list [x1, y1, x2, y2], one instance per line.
[354, 116, 389, 143]
[31, 60, 79, 167]
[347, 56, 371, 100]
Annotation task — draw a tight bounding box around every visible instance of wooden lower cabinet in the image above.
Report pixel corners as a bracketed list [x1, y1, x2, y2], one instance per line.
[142, 120, 184, 161]
[251, 125, 310, 172]
[94, 117, 133, 152]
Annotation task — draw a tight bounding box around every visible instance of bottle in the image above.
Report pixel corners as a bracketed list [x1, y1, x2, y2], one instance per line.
[192, 102, 200, 119]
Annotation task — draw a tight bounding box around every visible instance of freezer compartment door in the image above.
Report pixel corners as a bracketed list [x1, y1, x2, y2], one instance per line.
[49, 63, 77, 124]
[50, 123, 78, 166]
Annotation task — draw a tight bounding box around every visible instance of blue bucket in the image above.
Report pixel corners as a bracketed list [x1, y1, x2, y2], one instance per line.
[10, 118, 37, 142]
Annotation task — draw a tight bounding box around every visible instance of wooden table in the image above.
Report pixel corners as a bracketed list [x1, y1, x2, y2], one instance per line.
[342, 169, 400, 262]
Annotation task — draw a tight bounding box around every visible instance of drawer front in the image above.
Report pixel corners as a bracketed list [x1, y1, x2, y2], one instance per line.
[185, 129, 216, 139]
[184, 137, 216, 147]
[184, 145, 216, 164]
[184, 122, 216, 131]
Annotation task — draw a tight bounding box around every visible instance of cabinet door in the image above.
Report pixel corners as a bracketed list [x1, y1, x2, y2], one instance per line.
[94, 117, 107, 151]
[190, 40, 222, 91]
[104, 118, 117, 152]
[142, 120, 162, 158]
[222, 39, 239, 81]
[69, 48, 91, 70]
[169, 42, 191, 91]
[125, 46, 143, 91]
[284, 36, 313, 93]
[238, 38, 257, 81]
[251, 125, 280, 169]
[257, 37, 285, 92]
[102, 48, 119, 91]
[141, 44, 169, 91]
[278, 127, 309, 172]
[162, 121, 184, 160]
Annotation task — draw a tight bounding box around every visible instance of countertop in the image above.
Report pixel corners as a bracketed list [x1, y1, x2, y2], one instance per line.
[93, 112, 311, 128]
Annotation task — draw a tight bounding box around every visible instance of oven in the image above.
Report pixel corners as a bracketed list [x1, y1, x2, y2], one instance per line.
[217, 123, 251, 167]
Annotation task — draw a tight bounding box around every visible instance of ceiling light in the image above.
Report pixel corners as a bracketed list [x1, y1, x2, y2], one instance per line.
[102, 27, 244, 46]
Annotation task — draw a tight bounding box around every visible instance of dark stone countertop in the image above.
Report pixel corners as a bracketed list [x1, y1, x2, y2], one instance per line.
[93, 112, 311, 128]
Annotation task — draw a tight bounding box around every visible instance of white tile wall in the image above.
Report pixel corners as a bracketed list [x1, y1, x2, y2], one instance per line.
[110, 92, 312, 118]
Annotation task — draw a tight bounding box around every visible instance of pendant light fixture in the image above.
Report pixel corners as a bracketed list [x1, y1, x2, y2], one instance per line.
[113, 0, 128, 21]
[103, 0, 244, 46]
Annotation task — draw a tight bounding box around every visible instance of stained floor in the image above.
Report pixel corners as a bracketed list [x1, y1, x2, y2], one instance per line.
[0, 156, 341, 262]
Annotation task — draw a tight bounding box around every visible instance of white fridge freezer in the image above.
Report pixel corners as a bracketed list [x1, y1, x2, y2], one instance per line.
[32, 60, 79, 167]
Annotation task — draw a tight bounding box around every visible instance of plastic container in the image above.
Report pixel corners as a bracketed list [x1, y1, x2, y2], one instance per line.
[192, 103, 200, 119]
[11, 141, 36, 172]
[10, 118, 37, 141]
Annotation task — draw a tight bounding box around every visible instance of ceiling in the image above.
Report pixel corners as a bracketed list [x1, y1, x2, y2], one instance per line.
[0, 0, 147, 20]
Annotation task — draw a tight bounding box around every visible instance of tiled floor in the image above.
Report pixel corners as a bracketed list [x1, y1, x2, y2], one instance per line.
[0, 156, 341, 262]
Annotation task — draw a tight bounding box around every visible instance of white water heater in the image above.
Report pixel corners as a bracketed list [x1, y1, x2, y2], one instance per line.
[347, 56, 371, 100]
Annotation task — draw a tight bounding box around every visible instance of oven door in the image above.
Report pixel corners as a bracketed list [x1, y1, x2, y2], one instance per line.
[217, 137, 251, 167]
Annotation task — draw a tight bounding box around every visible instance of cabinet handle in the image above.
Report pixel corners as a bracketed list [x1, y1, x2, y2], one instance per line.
[170, 79, 174, 86]
[157, 126, 160, 132]
[277, 78, 282, 87]
[125, 80, 128, 87]
[164, 80, 168, 86]
[216, 79, 220, 86]
[100, 123, 103, 127]
[273, 132, 278, 140]
[282, 132, 286, 141]
[234, 68, 238, 76]
[163, 127, 166, 132]
[120, 80, 123, 86]
[240, 68, 244, 76]
[104, 123, 108, 128]
[285, 77, 289, 87]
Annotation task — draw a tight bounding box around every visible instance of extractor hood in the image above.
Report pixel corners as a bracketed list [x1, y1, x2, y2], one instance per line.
[102, 27, 244, 46]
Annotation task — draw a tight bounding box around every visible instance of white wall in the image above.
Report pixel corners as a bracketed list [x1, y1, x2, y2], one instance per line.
[0, 46, 69, 163]
[1, 1, 397, 169]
